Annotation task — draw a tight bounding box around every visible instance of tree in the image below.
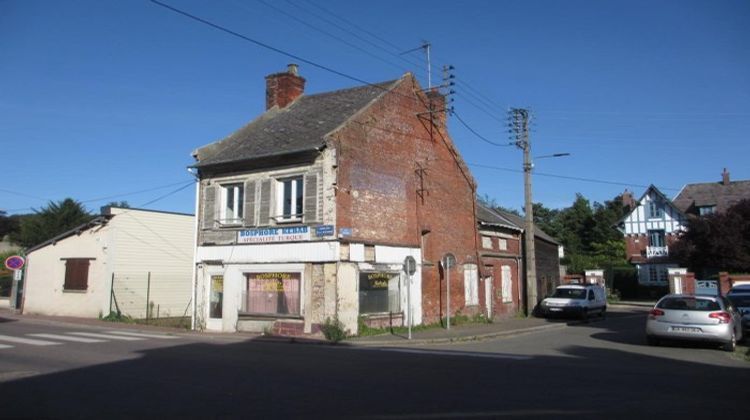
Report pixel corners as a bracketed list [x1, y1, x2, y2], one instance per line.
[672, 199, 750, 275]
[11, 199, 93, 249]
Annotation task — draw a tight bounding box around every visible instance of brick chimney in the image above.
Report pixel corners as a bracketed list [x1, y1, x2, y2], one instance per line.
[722, 168, 730, 186]
[425, 88, 447, 129]
[265, 64, 305, 110]
[621, 189, 634, 209]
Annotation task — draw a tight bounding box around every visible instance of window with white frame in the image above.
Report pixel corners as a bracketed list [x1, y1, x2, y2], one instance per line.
[498, 238, 508, 251]
[464, 264, 479, 306]
[220, 183, 244, 225]
[276, 176, 304, 222]
[481, 236, 493, 249]
[648, 200, 663, 219]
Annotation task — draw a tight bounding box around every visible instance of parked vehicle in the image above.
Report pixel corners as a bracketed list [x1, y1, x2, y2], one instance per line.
[645, 294, 743, 351]
[539, 284, 607, 319]
[727, 285, 750, 334]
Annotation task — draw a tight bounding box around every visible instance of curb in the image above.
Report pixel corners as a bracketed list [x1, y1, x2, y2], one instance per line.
[347, 322, 567, 347]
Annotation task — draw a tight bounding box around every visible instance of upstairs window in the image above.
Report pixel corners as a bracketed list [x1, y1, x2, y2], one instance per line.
[698, 206, 716, 216]
[277, 176, 303, 222]
[481, 236, 493, 249]
[648, 230, 666, 247]
[648, 201, 663, 219]
[220, 183, 244, 225]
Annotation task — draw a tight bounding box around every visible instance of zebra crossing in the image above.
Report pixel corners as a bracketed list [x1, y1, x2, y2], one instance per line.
[0, 330, 179, 350]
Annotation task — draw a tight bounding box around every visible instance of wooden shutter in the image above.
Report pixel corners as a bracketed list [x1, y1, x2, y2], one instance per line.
[258, 179, 271, 226]
[64, 259, 90, 291]
[202, 185, 216, 230]
[243, 180, 256, 227]
[304, 173, 319, 223]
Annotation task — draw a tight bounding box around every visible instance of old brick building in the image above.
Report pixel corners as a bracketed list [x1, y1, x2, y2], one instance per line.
[191, 65, 480, 334]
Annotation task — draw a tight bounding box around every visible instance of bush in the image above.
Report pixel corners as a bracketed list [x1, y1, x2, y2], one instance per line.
[321, 317, 347, 343]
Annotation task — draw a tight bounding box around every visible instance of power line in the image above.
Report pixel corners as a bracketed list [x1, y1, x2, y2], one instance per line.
[467, 162, 680, 191]
[453, 110, 512, 147]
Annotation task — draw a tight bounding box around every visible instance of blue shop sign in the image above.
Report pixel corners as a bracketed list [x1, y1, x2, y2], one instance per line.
[315, 225, 335, 237]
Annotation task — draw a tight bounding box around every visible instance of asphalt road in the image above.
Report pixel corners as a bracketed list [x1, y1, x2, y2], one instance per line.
[0, 308, 746, 419]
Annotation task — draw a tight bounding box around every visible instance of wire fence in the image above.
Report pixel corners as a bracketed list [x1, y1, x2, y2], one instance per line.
[110, 271, 191, 326]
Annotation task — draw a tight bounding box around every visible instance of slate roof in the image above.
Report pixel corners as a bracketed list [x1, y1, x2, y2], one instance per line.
[476, 203, 558, 244]
[672, 180, 750, 214]
[496, 209, 560, 245]
[193, 78, 402, 168]
[476, 203, 522, 231]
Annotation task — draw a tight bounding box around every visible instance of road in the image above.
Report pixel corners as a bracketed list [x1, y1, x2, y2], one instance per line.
[0, 307, 746, 419]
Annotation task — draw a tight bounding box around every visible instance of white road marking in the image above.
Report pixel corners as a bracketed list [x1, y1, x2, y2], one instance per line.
[0, 334, 61, 346]
[0, 344, 13, 349]
[106, 331, 179, 339]
[355, 347, 532, 360]
[68, 332, 145, 341]
[29, 333, 106, 343]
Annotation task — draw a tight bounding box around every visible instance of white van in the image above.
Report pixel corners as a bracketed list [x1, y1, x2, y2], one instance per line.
[539, 284, 607, 319]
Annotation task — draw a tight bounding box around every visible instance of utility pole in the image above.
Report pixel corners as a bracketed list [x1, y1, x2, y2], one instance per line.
[510, 108, 537, 316]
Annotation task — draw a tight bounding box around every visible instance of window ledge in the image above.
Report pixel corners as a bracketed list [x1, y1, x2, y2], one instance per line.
[62, 289, 87, 294]
[238, 312, 302, 320]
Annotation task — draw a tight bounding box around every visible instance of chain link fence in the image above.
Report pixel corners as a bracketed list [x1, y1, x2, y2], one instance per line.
[110, 271, 191, 327]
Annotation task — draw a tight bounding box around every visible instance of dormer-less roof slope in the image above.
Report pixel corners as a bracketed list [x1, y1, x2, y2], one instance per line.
[476, 203, 522, 232]
[496, 209, 559, 245]
[672, 180, 750, 214]
[193, 79, 401, 168]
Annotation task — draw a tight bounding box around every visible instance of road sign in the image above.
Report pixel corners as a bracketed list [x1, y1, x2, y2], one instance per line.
[441, 253, 456, 269]
[4, 255, 24, 271]
[403, 256, 417, 276]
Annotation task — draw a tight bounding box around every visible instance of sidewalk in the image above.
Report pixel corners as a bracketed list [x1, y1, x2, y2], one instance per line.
[346, 316, 568, 347]
[348, 303, 651, 346]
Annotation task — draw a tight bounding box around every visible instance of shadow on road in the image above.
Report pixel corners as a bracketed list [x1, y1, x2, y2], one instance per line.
[0, 323, 746, 419]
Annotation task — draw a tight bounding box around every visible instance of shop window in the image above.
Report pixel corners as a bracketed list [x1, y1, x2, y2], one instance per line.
[63, 258, 92, 291]
[244, 272, 301, 316]
[276, 176, 304, 222]
[359, 272, 400, 314]
[209, 275, 223, 319]
[464, 264, 479, 306]
[220, 183, 244, 225]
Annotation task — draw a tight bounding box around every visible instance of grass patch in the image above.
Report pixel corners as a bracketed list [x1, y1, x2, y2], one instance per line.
[99, 312, 190, 329]
[734, 343, 750, 363]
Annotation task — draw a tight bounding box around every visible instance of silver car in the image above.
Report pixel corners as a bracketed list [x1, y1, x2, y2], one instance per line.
[645, 294, 743, 352]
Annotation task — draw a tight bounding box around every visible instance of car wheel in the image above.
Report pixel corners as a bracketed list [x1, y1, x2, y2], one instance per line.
[600, 307, 607, 319]
[581, 308, 589, 321]
[722, 332, 736, 352]
[647, 336, 659, 346]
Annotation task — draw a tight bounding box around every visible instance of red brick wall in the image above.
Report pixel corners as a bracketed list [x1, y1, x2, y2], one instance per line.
[334, 75, 479, 323]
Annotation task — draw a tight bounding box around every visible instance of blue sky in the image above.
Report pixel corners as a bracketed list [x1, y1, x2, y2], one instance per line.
[2, 0, 748, 216]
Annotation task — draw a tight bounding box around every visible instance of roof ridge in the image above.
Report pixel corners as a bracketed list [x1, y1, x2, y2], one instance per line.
[301, 78, 401, 100]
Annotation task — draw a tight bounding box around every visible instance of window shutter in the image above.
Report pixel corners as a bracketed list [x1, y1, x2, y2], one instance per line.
[64, 259, 90, 290]
[259, 179, 271, 226]
[304, 173, 319, 223]
[202, 185, 216, 230]
[244, 180, 256, 227]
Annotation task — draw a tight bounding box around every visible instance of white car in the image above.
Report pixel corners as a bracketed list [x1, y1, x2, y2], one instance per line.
[540, 284, 607, 319]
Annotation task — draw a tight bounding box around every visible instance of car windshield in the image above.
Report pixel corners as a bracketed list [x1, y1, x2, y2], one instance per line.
[728, 295, 750, 308]
[551, 288, 587, 299]
[657, 297, 720, 311]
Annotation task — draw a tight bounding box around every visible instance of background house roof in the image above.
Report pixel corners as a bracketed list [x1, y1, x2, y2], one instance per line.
[672, 180, 750, 214]
[193, 78, 401, 168]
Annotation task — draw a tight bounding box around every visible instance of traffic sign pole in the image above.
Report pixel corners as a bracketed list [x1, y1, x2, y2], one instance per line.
[403, 256, 417, 340]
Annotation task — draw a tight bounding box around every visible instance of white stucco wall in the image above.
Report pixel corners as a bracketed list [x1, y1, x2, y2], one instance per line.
[23, 224, 111, 317]
[23, 208, 195, 319]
